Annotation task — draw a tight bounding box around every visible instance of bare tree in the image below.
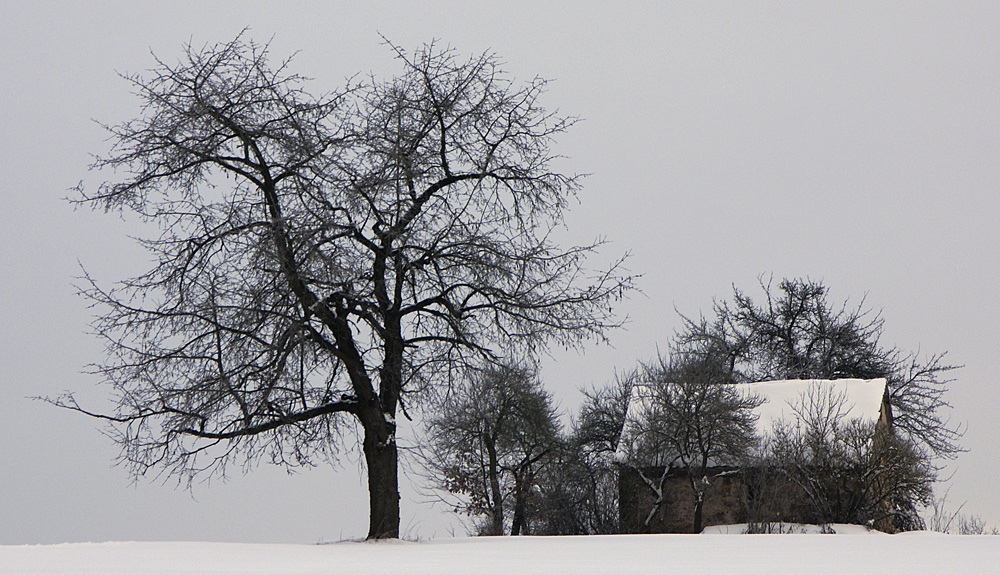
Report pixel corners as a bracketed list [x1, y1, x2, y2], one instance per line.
[761, 385, 934, 532]
[425, 363, 560, 535]
[675, 276, 962, 459]
[561, 372, 638, 534]
[57, 35, 631, 539]
[926, 494, 999, 535]
[515, 373, 634, 536]
[620, 355, 762, 533]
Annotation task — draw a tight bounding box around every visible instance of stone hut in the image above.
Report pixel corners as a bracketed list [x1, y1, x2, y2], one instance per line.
[615, 378, 893, 533]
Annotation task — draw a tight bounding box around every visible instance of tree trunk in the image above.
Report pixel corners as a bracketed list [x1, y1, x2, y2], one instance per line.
[363, 425, 400, 539]
[511, 475, 525, 536]
[692, 494, 704, 534]
[485, 437, 504, 535]
[689, 472, 705, 534]
[363, 310, 403, 540]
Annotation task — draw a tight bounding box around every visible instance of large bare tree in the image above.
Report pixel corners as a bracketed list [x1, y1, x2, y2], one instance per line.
[60, 36, 631, 539]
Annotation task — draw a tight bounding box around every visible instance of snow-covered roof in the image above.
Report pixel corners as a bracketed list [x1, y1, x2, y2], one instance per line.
[614, 378, 888, 463]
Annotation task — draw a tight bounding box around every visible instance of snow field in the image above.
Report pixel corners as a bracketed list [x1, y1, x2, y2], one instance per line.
[2, 531, 999, 575]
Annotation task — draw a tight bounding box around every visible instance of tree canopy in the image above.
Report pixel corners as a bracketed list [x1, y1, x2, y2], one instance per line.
[673, 277, 962, 458]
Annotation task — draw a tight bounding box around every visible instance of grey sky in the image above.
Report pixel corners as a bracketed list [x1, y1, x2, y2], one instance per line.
[2, 2, 997, 543]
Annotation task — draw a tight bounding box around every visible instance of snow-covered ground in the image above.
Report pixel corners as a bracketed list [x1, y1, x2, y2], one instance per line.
[2, 531, 998, 575]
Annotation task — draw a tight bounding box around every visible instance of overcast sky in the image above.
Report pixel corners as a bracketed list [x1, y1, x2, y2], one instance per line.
[2, 2, 998, 544]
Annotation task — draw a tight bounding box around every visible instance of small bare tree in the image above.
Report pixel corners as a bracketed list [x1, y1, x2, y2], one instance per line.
[425, 363, 560, 535]
[563, 372, 639, 534]
[763, 386, 934, 532]
[925, 494, 997, 534]
[620, 355, 762, 533]
[57, 35, 632, 539]
[515, 373, 635, 536]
